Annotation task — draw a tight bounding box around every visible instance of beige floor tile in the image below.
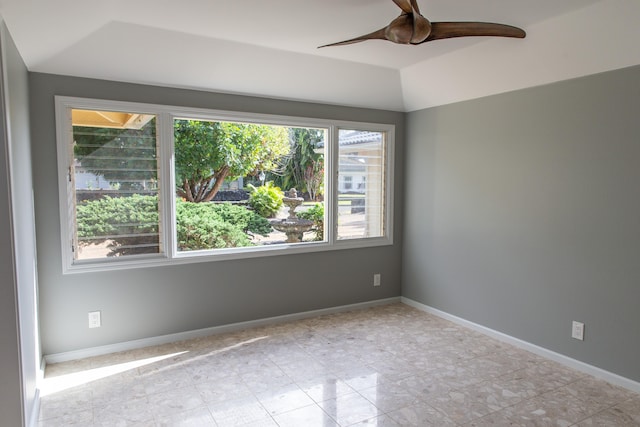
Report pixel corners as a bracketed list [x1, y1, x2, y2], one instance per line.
[340, 366, 389, 391]
[296, 374, 356, 403]
[155, 406, 215, 427]
[140, 366, 194, 395]
[256, 383, 316, 416]
[349, 414, 401, 426]
[461, 378, 537, 411]
[37, 408, 94, 427]
[503, 389, 599, 427]
[562, 376, 638, 411]
[319, 392, 384, 426]
[38, 303, 640, 427]
[93, 396, 156, 426]
[208, 395, 273, 426]
[574, 397, 640, 426]
[90, 371, 146, 407]
[495, 363, 583, 397]
[394, 374, 454, 400]
[195, 375, 253, 404]
[146, 385, 205, 417]
[386, 400, 457, 426]
[273, 404, 338, 427]
[424, 389, 495, 424]
[463, 410, 523, 426]
[44, 359, 93, 378]
[38, 386, 93, 421]
[358, 381, 421, 413]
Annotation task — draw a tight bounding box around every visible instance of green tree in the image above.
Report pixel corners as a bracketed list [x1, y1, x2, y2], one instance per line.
[273, 128, 324, 200]
[174, 120, 289, 202]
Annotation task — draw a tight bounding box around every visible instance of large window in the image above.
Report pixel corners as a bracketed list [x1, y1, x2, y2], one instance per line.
[56, 97, 394, 272]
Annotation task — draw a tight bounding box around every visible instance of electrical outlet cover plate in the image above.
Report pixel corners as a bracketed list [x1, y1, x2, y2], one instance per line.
[373, 273, 381, 287]
[572, 321, 584, 340]
[89, 311, 101, 328]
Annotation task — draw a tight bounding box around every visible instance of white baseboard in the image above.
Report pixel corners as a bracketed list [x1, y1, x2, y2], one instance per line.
[401, 297, 640, 394]
[27, 357, 45, 427]
[27, 388, 40, 427]
[44, 297, 401, 364]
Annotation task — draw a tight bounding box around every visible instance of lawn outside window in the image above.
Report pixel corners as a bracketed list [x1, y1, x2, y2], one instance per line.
[55, 96, 394, 273]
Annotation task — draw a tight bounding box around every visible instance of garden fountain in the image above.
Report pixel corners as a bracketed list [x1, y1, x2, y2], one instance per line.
[270, 188, 313, 243]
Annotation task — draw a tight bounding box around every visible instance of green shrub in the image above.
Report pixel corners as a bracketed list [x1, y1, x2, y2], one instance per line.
[76, 194, 160, 256]
[76, 195, 272, 255]
[297, 203, 324, 241]
[176, 201, 272, 251]
[176, 202, 249, 250]
[247, 181, 284, 218]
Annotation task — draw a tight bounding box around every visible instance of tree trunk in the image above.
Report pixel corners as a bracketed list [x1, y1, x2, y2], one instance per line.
[195, 177, 212, 202]
[178, 168, 232, 203]
[201, 166, 230, 202]
[178, 179, 195, 202]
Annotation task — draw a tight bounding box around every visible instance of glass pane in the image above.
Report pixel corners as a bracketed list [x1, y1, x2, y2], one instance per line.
[72, 109, 160, 260]
[173, 119, 326, 252]
[337, 129, 385, 239]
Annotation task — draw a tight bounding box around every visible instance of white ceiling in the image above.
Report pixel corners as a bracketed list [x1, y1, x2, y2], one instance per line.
[1, 0, 639, 111]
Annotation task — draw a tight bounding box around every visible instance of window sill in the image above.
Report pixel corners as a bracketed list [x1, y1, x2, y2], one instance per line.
[64, 236, 393, 274]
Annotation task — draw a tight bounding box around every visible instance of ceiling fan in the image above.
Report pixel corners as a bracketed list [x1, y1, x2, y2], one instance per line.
[319, 0, 525, 48]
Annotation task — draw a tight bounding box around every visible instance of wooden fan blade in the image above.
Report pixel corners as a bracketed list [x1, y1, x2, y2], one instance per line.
[318, 27, 388, 48]
[409, 0, 421, 15]
[392, 0, 413, 14]
[417, 22, 526, 43]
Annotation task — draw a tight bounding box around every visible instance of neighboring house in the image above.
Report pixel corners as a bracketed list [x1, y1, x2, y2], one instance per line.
[317, 129, 383, 194]
[337, 130, 382, 194]
[74, 165, 111, 190]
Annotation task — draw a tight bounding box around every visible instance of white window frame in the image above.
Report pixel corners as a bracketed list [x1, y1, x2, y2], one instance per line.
[55, 96, 395, 274]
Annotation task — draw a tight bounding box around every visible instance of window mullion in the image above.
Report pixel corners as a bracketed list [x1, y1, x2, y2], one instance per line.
[327, 125, 339, 245]
[56, 102, 75, 270]
[158, 112, 175, 258]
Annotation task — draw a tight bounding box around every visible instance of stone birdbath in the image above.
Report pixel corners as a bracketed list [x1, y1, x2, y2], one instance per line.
[270, 188, 313, 243]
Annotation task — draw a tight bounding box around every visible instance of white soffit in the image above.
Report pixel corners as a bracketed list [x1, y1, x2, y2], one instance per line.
[401, 0, 640, 112]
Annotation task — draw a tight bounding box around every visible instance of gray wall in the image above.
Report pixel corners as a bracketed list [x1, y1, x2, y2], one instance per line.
[403, 65, 640, 382]
[0, 21, 39, 427]
[29, 73, 404, 355]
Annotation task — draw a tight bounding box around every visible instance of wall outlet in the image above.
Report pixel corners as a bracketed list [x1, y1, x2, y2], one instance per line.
[373, 273, 381, 287]
[88, 311, 101, 328]
[572, 321, 584, 340]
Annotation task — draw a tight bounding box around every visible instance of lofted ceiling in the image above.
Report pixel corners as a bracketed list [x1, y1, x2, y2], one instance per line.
[1, 0, 639, 112]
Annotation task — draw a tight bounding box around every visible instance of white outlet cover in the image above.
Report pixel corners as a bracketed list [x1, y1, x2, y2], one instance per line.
[89, 311, 101, 328]
[572, 321, 584, 340]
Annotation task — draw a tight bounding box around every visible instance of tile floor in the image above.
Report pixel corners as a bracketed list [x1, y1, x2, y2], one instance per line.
[38, 303, 640, 426]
